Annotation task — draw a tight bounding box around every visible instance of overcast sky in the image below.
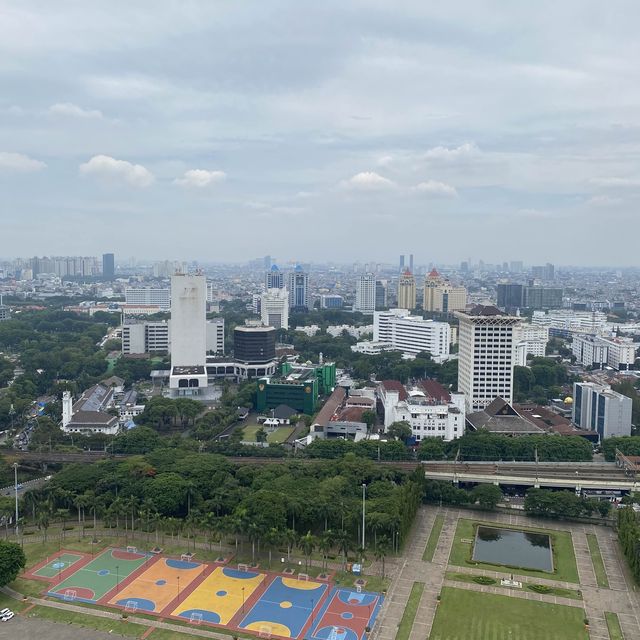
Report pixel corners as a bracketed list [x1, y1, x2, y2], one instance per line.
[1, 1, 639, 265]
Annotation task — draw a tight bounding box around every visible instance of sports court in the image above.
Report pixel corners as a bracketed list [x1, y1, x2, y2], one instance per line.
[47, 548, 151, 603]
[29, 552, 88, 580]
[239, 576, 328, 638]
[310, 588, 384, 640]
[172, 566, 266, 624]
[108, 557, 206, 613]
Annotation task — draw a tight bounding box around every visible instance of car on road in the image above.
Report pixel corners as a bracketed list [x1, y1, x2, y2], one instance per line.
[1, 610, 14, 621]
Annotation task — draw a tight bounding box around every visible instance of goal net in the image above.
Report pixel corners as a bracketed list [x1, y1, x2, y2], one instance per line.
[189, 612, 203, 625]
[259, 624, 273, 638]
[126, 546, 137, 554]
[327, 627, 341, 640]
[124, 600, 139, 613]
[63, 589, 77, 602]
[237, 563, 250, 572]
[298, 573, 309, 581]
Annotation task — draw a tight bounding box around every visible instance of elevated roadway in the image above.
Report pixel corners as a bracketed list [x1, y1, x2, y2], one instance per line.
[423, 461, 638, 492]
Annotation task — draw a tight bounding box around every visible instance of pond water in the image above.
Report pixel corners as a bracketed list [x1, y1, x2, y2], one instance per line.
[471, 526, 553, 572]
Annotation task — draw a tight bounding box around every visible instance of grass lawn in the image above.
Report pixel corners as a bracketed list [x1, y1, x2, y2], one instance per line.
[396, 582, 424, 640]
[586, 533, 609, 588]
[25, 605, 148, 638]
[334, 570, 390, 593]
[448, 518, 579, 583]
[430, 587, 588, 640]
[444, 571, 582, 600]
[242, 424, 294, 443]
[423, 514, 445, 562]
[605, 612, 624, 640]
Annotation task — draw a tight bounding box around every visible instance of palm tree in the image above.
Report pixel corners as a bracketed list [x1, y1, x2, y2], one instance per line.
[36, 507, 51, 542]
[319, 530, 335, 571]
[335, 530, 353, 570]
[264, 528, 283, 569]
[284, 528, 298, 563]
[56, 508, 70, 540]
[375, 535, 391, 578]
[73, 494, 92, 539]
[299, 531, 317, 572]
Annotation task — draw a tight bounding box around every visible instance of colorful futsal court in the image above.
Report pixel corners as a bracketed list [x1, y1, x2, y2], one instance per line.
[110, 557, 206, 613]
[33, 549, 383, 640]
[173, 566, 266, 624]
[47, 548, 151, 602]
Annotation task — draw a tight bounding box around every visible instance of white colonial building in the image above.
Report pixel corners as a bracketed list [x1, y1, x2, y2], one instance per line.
[377, 379, 465, 441]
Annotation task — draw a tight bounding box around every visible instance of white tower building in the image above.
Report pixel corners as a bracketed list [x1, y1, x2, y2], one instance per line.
[62, 390, 73, 427]
[261, 288, 289, 329]
[456, 305, 521, 411]
[169, 272, 208, 391]
[355, 274, 376, 314]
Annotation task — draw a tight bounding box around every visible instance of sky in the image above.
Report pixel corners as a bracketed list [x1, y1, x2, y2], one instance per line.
[1, 1, 640, 265]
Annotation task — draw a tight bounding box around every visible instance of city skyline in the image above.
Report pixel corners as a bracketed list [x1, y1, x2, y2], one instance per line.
[2, 2, 640, 264]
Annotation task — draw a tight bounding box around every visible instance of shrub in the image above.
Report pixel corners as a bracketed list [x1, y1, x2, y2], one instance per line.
[473, 576, 496, 585]
[528, 584, 553, 594]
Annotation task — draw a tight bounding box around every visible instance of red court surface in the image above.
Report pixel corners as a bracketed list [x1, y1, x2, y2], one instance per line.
[25, 550, 92, 584]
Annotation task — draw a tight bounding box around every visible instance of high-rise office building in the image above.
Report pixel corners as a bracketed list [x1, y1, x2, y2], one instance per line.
[531, 263, 555, 280]
[397, 269, 417, 310]
[522, 286, 563, 310]
[409, 254, 414, 272]
[169, 272, 207, 391]
[423, 269, 467, 313]
[125, 287, 171, 309]
[572, 382, 632, 439]
[261, 288, 289, 329]
[320, 295, 344, 309]
[263, 255, 272, 270]
[399, 255, 405, 272]
[496, 283, 524, 310]
[375, 280, 388, 310]
[234, 326, 276, 364]
[102, 253, 115, 280]
[456, 305, 521, 411]
[354, 274, 376, 314]
[288, 265, 309, 310]
[265, 264, 284, 290]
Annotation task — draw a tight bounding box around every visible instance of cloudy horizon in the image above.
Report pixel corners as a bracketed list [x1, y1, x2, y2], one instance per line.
[1, 1, 640, 265]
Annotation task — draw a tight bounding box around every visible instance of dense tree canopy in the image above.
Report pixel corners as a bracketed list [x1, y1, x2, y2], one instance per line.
[0, 541, 26, 586]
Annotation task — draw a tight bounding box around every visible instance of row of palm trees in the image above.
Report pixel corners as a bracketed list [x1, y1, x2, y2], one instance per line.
[12, 487, 392, 576]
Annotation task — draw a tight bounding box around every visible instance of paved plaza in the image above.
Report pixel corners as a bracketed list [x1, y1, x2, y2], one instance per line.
[371, 506, 640, 640]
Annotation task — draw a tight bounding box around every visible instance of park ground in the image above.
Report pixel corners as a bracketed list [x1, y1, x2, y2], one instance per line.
[3, 507, 640, 639]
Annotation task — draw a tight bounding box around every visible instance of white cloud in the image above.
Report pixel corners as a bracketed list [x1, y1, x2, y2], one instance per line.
[344, 171, 395, 190]
[413, 180, 458, 197]
[49, 102, 103, 119]
[174, 169, 227, 188]
[423, 143, 479, 161]
[79, 155, 154, 188]
[0, 151, 46, 172]
[587, 195, 623, 207]
[590, 177, 640, 188]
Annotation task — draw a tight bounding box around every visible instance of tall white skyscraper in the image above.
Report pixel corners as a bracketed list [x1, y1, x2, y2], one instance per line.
[355, 274, 376, 314]
[455, 305, 521, 411]
[261, 288, 290, 329]
[169, 272, 207, 391]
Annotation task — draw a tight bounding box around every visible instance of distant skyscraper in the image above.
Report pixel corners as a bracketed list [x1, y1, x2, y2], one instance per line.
[397, 269, 417, 309]
[409, 254, 414, 272]
[456, 305, 521, 411]
[265, 264, 284, 290]
[531, 263, 555, 281]
[509, 261, 524, 273]
[261, 288, 289, 329]
[355, 274, 376, 314]
[288, 265, 309, 310]
[399, 255, 405, 272]
[263, 255, 272, 270]
[375, 280, 387, 310]
[102, 253, 115, 280]
[423, 269, 467, 313]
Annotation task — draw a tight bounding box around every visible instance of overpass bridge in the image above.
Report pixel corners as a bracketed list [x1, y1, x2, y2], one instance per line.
[423, 461, 639, 493]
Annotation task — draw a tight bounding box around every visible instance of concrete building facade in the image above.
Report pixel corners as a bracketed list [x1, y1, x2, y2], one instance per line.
[355, 273, 376, 314]
[261, 288, 290, 329]
[456, 305, 521, 411]
[572, 382, 632, 439]
[397, 270, 416, 310]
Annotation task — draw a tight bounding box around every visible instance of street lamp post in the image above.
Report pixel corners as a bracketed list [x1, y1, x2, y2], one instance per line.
[13, 463, 19, 536]
[361, 484, 366, 553]
[177, 575, 181, 602]
[242, 586, 245, 613]
[116, 565, 120, 593]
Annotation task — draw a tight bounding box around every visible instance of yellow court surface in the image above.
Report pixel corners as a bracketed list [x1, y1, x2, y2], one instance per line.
[172, 566, 266, 624]
[108, 558, 205, 613]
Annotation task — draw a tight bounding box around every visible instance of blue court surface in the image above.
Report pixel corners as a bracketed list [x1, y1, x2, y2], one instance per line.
[239, 576, 328, 638]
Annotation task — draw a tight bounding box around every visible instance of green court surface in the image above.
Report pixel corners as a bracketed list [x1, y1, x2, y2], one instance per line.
[33, 553, 86, 579]
[48, 548, 151, 603]
[430, 587, 588, 640]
